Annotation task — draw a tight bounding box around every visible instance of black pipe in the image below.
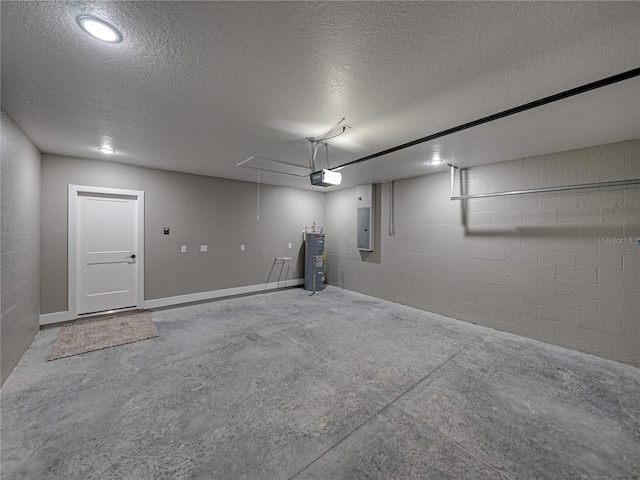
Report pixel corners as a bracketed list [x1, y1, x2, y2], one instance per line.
[330, 67, 640, 171]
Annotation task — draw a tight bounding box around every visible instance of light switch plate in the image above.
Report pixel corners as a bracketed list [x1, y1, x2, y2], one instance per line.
[288, 243, 292, 248]
[200, 245, 208, 252]
[181, 245, 187, 253]
[240, 244, 245, 251]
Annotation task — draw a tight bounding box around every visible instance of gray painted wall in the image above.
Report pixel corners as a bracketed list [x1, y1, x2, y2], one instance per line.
[41, 155, 324, 314]
[1, 112, 41, 385]
[325, 139, 640, 367]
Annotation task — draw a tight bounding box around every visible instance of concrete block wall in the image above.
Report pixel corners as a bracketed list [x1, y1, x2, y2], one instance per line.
[1, 112, 41, 385]
[325, 139, 640, 367]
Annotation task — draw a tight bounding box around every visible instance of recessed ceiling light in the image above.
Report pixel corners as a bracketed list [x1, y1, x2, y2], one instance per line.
[77, 15, 122, 43]
[428, 159, 444, 166]
[98, 147, 116, 154]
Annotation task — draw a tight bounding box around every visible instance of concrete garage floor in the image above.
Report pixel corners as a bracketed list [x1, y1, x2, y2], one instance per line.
[1, 287, 639, 479]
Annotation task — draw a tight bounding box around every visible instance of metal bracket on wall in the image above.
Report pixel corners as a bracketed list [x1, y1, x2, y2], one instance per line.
[266, 257, 292, 289]
[448, 164, 640, 201]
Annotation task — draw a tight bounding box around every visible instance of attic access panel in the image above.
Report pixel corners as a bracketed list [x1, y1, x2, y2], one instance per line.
[236, 156, 309, 177]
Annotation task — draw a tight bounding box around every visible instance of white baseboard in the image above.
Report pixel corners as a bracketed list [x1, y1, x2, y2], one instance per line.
[39, 310, 75, 326]
[40, 278, 304, 326]
[143, 278, 304, 310]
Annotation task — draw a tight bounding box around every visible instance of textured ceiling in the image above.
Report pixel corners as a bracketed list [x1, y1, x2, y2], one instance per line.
[2, 1, 639, 190]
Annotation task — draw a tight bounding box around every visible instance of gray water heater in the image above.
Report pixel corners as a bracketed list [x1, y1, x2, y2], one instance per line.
[304, 233, 325, 291]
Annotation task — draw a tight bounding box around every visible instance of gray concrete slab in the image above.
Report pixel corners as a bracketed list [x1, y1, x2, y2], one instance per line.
[294, 407, 507, 479]
[391, 334, 640, 479]
[2, 286, 639, 479]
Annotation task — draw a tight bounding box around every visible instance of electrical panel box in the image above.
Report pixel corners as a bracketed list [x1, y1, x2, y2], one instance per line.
[356, 184, 374, 251]
[304, 233, 325, 291]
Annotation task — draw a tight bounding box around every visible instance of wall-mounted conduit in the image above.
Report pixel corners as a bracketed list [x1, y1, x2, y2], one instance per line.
[388, 180, 395, 236]
[329, 68, 640, 172]
[448, 164, 640, 200]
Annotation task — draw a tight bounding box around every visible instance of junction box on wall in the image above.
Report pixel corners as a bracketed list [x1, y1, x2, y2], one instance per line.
[356, 184, 374, 251]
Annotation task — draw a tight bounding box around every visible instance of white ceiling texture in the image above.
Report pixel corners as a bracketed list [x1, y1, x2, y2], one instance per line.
[2, 1, 639, 190]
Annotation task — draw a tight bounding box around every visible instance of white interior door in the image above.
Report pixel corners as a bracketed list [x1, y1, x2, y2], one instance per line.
[77, 193, 139, 315]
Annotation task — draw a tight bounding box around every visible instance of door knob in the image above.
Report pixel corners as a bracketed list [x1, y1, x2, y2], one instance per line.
[127, 254, 136, 259]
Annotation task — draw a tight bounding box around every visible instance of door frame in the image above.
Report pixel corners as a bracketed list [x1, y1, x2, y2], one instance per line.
[68, 185, 145, 319]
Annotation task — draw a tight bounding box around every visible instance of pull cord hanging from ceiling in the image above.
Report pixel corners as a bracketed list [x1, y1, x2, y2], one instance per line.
[256, 168, 260, 221]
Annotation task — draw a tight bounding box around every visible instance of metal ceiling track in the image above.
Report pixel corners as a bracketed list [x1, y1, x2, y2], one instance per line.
[448, 164, 640, 200]
[330, 67, 640, 172]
